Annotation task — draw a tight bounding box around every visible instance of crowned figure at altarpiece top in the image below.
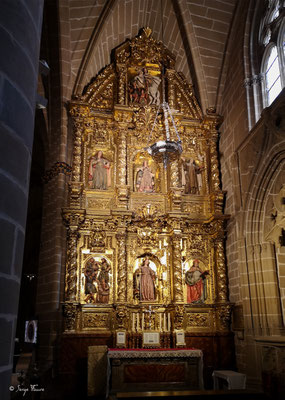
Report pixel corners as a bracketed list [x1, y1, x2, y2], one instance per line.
[88, 151, 111, 190]
[133, 257, 156, 301]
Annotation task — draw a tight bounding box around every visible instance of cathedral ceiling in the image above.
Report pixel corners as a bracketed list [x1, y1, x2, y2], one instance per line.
[63, 0, 239, 112]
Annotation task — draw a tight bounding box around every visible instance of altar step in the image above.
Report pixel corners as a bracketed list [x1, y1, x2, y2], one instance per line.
[114, 389, 268, 400]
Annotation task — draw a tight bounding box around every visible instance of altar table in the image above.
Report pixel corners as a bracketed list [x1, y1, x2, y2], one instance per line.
[107, 348, 203, 394]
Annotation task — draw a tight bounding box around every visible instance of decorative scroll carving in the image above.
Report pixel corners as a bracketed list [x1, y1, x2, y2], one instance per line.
[63, 303, 78, 331]
[83, 312, 110, 329]
[115, 305, 129, 329]
[187, 313, 209, 327]
[218, 305, 232, 330]
[175, 305, 185, 329]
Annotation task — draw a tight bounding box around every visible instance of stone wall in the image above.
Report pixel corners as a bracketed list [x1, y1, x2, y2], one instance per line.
[0, 1, 44, 399]
[219, 0, 285, 394]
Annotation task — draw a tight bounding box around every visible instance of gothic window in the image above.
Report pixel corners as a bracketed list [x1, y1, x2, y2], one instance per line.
[260, 1, 285, 107]
[262, 45, 282, 105]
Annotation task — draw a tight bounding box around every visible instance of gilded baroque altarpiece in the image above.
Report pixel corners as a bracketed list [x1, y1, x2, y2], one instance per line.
[62, 28, 231, 346]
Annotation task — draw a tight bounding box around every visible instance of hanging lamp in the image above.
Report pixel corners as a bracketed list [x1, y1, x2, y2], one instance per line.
[145, 1, 182, 168]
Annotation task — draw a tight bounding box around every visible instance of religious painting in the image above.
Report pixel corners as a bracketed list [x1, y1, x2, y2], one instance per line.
[83, 256, 112, 304]
[128, 67, 161, 106]
[88, 151, 112, 190]
[181, 155, 204, 194]
[184, 259, 209, 304]
[133, 256, 157, 302]
[133, 153, 161, 193]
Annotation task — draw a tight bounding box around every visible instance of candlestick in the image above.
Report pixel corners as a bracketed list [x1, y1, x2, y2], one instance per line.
[132, 313, 135, 331]
[159, 314, 162, 331]
[142, 313, 144, 331]
[163, 313, 166, 331]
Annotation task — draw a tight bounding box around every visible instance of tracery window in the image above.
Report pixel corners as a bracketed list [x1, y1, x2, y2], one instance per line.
[260, 1, 285, 107]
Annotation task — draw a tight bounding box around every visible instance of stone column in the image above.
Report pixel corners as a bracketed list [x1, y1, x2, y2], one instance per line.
[172, 234, 184, 302]
[0, 2, 44, 398]
[116, 232, 127, 303]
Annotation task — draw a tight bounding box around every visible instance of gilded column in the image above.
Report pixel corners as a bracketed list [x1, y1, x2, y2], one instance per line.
[117, 129, 127, 186]
[71, 120, 83, 183]
[69, 104, 90, 206]
[209, 133, 220, 192]
[117, 64, 127, 105]
[170, 160, 179, 188]
[65, 228, 79, 301]
[116, 232, 127, 303]
[172, 233, 184, 302]
[203, 111, 223, 193]
[170, 159, 183, 212]
[62, 210, 85, 302]
[214, 236, 228, 302]
[114, 108, 132, 208]
[69, 104, 90, 182]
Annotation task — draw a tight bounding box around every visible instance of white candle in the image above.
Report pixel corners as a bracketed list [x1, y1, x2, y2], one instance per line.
[168, 313, 171, 331]
[163, 313, 166, 331]
[159, 314, 162, 331]
[136, 313, 139, 331]
[132, 313, 135, 331]
[142, 313, 144, 331]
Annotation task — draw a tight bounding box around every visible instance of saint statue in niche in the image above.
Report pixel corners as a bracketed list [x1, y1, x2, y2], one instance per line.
[88, 151, 111, 190]
[133, 257, 156, 301]
[129, 68, 161, 106]
[96, 258, 111, 304]
[84, 258, 99, 303]
[135, 160, 155, 192]
[185, 259, 209, 304]
[182, 157, 204, 194]
[84, 257, 111, 304]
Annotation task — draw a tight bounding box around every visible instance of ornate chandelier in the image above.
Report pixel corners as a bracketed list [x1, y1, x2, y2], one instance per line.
[145, 0, 182, 168]
[146, 95, 182, 169]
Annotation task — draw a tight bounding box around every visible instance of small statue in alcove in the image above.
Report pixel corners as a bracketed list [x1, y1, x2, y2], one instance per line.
[84, 258, 99, 303]
[133, 257, 156, 301]
[185, 259, 209, 304]
[135, 161, 155, 192]
[88, 151, 111, 190]
[182, 157, 204, 194]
